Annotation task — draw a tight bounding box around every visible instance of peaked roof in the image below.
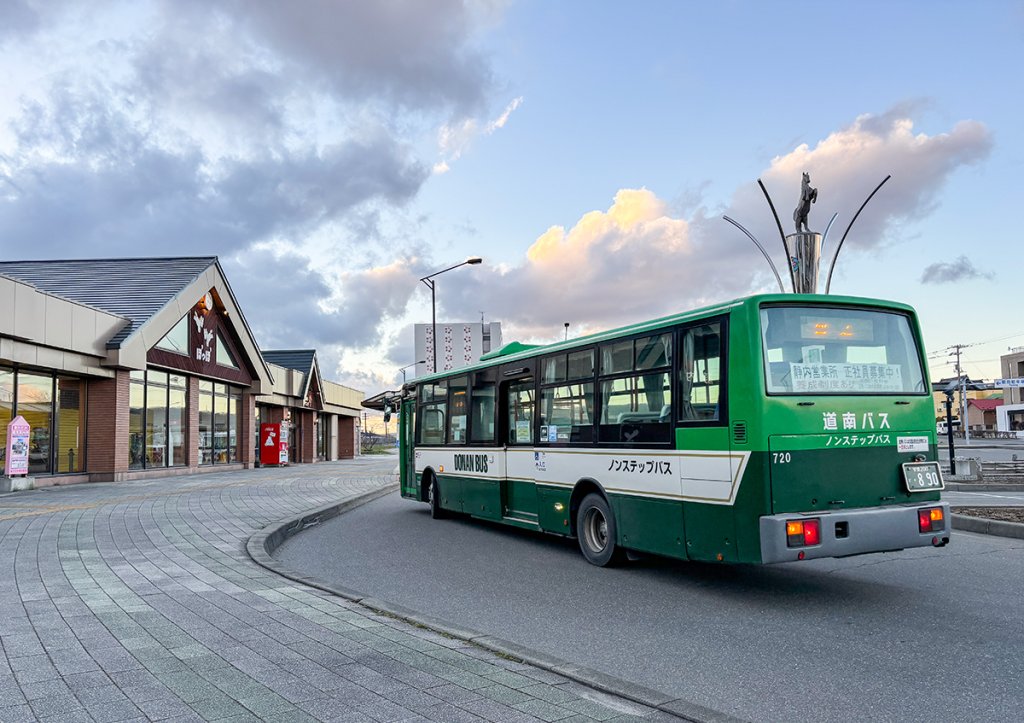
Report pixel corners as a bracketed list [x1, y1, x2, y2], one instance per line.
[262, 349, 322, 400]
[0, 257, 217, 348]
[262, 349, 317, 375]
[968, 398, 1004, 411]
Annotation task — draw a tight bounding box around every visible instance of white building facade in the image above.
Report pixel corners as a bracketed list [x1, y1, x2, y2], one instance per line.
[414, 322, 503, 375]
[995, 347, 1024, 435]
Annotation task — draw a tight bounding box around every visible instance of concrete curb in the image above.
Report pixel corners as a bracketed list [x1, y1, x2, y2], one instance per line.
[247, 487, 742, 723]
[951, 513, 1024, 540]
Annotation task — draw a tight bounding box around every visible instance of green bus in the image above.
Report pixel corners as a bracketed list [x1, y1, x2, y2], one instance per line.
[395, 293, 950, 566]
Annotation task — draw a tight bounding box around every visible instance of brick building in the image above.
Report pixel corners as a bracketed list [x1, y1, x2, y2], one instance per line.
[1, 257, 362, 486]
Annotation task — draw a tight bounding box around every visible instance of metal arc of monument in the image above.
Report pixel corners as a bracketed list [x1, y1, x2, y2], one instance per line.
[825, 175, 891, 294]
[821, 212, 838, 253]
[723, 216, 786, 293]
[757, 179, 796, 293]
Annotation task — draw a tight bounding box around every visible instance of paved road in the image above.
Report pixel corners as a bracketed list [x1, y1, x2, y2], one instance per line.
[945, 489, 1024, 506]
[0, 458, 663, 722]
[278, 493, 1024, 723]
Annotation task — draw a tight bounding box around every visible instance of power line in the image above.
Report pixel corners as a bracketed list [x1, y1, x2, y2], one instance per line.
[927, 330, 1024, 357]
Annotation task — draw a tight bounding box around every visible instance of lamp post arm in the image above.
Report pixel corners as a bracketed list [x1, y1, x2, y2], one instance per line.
[419, 260, 471, 283]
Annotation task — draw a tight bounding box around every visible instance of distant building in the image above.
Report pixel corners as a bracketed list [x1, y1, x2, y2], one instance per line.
[414, 322, 502, 375]
[931, 376, 999, 427]
[0, 257, 363, 487]
[995, 347, 1024, 434]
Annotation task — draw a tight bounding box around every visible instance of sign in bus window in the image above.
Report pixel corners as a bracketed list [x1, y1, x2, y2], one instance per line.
[761, 306, 925, 395]
[448, 378, 468, 444]
[507, 380, 534, 445]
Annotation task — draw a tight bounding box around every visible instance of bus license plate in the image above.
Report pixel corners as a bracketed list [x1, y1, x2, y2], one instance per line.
[902, 461, 944, 492]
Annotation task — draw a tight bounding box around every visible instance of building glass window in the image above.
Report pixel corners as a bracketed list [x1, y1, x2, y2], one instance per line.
[129, 376, 145, 469]
[156, 315, 189, 355]
[19, 372, 54, 475]
[130, 369, 189, 470]
[0, 369, 13, 469]
[199, 380, 241, 465]
[199, 381, 214, 465]
[214, 387, 229, 463]
[316, 415, 327, 460]
[229, 388, 241, 462]
[169, 375, 187, 466]
[55, 377, 86, 473]
[1, 367, 87, 475]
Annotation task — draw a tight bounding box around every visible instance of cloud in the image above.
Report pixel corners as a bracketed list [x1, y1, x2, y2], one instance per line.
[0, 1, 40, 41]
[0, 1, 503, 257]
[227, 249, 425, 351]
[0, 93, 428, 257]
[200, 0, 497, 114]
[434, 96, 523, 173]
[433, 109, 992, 341]
[919, 255, 993, 284]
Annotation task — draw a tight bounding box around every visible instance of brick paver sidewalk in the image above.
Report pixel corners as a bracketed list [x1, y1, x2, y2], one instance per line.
[0, 457, 670, 722]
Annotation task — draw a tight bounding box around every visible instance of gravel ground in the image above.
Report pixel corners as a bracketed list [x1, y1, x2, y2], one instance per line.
[953, 507, 1024, 524]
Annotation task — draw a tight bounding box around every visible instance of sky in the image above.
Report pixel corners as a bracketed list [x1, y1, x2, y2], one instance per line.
[1, 0, 1022, 400]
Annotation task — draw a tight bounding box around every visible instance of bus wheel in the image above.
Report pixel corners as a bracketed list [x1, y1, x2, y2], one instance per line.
[577, 493, 625, 566]
[428, 476, 447, 520]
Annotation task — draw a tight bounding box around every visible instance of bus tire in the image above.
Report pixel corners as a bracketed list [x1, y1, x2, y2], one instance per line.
[428, 476, 447, 520]
[576, 493, 626, 567]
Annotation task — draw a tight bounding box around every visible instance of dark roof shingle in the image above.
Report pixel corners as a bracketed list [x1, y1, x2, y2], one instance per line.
[0, 257, 216, 348]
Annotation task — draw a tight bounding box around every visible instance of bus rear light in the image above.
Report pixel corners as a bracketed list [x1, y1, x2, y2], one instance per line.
[918, 507, 944, 533]
[802, 519, 821, 546]
[786, 518, 821, 548]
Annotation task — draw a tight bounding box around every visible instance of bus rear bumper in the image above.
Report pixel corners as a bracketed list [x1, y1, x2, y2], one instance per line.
[759, 502, 951, 564]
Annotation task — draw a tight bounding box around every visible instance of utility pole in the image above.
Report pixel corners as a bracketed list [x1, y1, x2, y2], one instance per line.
[949, 344, 970, 446]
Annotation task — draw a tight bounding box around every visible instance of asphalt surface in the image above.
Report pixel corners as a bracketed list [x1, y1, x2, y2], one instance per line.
[278, 492, 1024, 723]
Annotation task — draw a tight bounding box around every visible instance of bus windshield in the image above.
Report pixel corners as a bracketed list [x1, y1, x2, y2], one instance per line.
[760, 305, 925, 395]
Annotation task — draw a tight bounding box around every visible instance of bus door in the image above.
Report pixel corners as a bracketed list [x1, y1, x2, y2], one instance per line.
[499, 368, 539, 523]
[398, 398, 417, 499]
[676, 320, 738, 561]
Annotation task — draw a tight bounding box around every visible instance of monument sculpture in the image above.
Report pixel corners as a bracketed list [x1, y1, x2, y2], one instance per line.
[723, 173, 890, 295]
[793, 172, 817, 233]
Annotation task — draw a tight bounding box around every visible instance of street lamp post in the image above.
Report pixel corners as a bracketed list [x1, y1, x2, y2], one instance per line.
[398, 360, 426, 385]
[419, 257, 482, 373]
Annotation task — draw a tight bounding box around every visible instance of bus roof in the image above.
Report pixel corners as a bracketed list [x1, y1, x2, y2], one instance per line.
[411, 292, 917, 386]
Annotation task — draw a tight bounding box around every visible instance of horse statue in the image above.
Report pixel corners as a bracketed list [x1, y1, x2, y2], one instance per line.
[793, 172, 817, 233]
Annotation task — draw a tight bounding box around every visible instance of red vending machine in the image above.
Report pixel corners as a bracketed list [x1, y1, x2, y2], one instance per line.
[259, 423, 288, 466]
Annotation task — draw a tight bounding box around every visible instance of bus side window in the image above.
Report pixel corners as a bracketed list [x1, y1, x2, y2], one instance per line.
[470, 376, 496, 443]
[448, 376, 468, 444]
[507, 379, 535, 445]
[421, 405, 446, 445]
[598, 334, 672, 445]
[679, 322, 723, 422]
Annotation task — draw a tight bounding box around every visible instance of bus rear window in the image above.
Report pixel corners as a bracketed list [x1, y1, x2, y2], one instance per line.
[760, 306, 925, 395]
